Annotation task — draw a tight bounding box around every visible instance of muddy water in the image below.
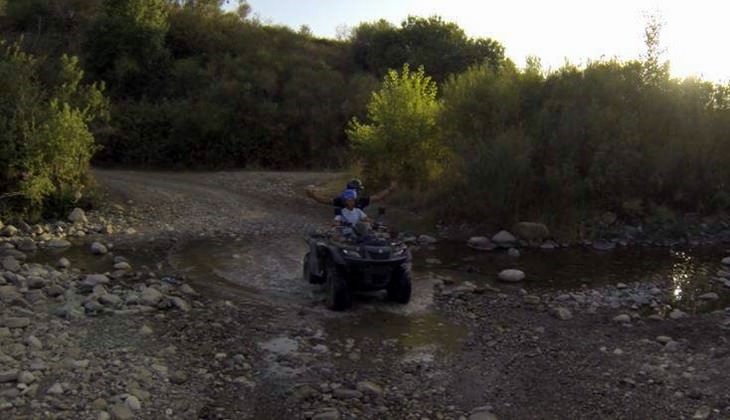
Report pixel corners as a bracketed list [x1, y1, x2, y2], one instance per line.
[30, 238, 730, 355]
[415, 242, 730, 313]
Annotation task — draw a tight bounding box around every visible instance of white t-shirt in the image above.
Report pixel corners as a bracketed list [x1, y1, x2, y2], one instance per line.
[335, 208, 367, 225]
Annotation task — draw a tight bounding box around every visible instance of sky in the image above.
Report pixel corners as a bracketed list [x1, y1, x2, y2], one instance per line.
[225, 0, 730, 83]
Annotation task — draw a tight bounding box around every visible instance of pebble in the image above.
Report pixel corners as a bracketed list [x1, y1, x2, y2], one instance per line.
[523, 295, 541, 305]
[313, 408, 341, 420]
[17, 371, 35, 384]
[46, 383, 63, 395]
[332, 388, 363, 399]
[722, 257, 730, 265]
[356, 381, 384, 397]
[498, 269, 525, 283]
[664, 341, 680, 352]
[669, 309, 688, 320]
[3, 317, 30, 328]
[0, 370, 19, 383]
[613, 314, 631, 323]
[139, 325, 153, 336]
[552, 307, 573, 320]
[113, 262, 131, 271]
[699, 292, 719, 300]
[692, 406, 712, 420]
[656, 335, 672, 344]
[110, 403, 134, 420]
[125, 395, 141, 411]
[90, 242, 108, 255]
[26, 335, 42, 349]
[507, 248, 520, 257]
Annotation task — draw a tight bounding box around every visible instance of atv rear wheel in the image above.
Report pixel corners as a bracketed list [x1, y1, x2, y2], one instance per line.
[387, 264, 412, 304]
[302, 252, 324, 284]
[326, 262, 351, 311]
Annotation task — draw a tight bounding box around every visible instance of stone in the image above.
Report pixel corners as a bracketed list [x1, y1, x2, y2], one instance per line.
[0, 370, 19, 383]
[498, 269, 525, 283]
[722, 256, 730, 265]
[540, 240, 558, 249]
[179, 284, 198, 296]
[692, 406, 712, 420]
[26, 335, 42, 349]
[513, 222, 550, 241]
[139, 325, 153, 336]
[0, 285, 20, 303]
[17, 239, 37, 252]
[46, 239, 71, 248]
[592, 240, 616, 251]
[467, 237, 497, 251]
[699, 292, 719, 300]
[99, 294, 122, 306]
[170, 371, 188, 385]
[125, 395, 141, 411]
[57, 258, 71, 269]
[356, 381, 384, 397]
[492, 230, 517, 247]
[17, 371, 35, 384]
[99, 412, 111, 420]
[418, 234, 437, 245]
[92, 398, 108, 410]
[113, 262, 131, 271]
[552, 307, 573, 320]
[110, 403, 134, 420]
[664, 341, 680, 352]
[656, 335, 672, 344]
[332, 388, 363, 399]
[1, 257, 21, 273]
[1, 225, 18, 237]
[507, 248, 520, 257]
[313, 409, 340, 420]
[68, 208, 88, 224]
[46, 285, 65, 297]
[79, 274, 110, 293]
[3, 317, 30, 328]
[425, 258, 441, 265]
[523, 295, 541, 305]
[26, 276, 46, 289]
[669, 309, 688, 320]
[90, 242, 108, 255]
[46, 383, 63, 395]
[168, 296, 191, 311]
[140, 287, 163, 306]
[613, 314, 631, 323]
[469, 411, 498, 420]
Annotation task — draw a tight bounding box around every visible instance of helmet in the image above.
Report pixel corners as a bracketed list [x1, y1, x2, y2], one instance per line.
[341, 189, 357, 201]
[346, 178, 363, 191]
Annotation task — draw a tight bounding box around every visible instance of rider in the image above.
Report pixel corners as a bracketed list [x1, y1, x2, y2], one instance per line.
[334, 189, 369, 227]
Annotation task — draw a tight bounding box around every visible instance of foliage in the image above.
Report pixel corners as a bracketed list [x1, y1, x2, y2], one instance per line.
[347, 65, 446, 188]
[0, 40, 107, 217]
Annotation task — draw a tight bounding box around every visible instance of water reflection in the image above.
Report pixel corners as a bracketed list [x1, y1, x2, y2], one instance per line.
[670, 250, 693, 301]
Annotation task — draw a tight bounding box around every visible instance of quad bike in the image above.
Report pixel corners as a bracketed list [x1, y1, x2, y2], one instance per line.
[302, 209, 412, 311]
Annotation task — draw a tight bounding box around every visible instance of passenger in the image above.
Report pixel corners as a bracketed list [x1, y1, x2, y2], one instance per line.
[333, 190, 369, 227]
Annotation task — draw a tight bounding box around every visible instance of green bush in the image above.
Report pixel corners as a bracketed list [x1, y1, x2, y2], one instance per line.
[0, 40, 107, 218]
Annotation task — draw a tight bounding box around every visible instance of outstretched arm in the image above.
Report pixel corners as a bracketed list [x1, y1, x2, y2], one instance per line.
[370, 180, 398, 202]
[305, 185, 334, 205]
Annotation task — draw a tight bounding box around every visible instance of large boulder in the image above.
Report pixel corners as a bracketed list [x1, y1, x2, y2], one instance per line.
[512, 222, 550, 241]
[467, 237, 497, 251]
[68, 208, 88, 224]
[498, 269, 525, 283]
[491, 230, 517, 248]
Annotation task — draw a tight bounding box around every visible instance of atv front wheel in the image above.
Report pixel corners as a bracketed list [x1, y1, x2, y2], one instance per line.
[326, 263, 352, 311]
[302, 252, 324, 284]
[387, 264, 412, 304]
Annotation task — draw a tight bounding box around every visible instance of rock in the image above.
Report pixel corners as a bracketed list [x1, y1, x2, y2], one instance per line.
[141, 287, 163, 306]
[47, 239, 72, 248]
[170, 370, 188, 385]
[313, 409, 340, 420]
[168, 296, 190, 312]
[616, 282, 628, 289]
[46, 285, 65, 297]
[469, 411, 498, 420]
[656, 335, 672, 344]
[523, 295, 541, 305]
[179, 284, 198, 296]
[3, 317, 30, 328]
[592, 240, 616, 251]
[26, 276, 46, 289]
[99, 412, 111, 420]
[26, 335, 42, 349]
[1, 225, 18, 237]
[418, 234, 437, 245]
[99, 294, 122, 306]
[669, 309, 688, 320]
[110, 403, 134, 420]
[693, 406, 712, 420]
[513, 222, 550, 241]
[507, 248, 520, 257]
[1, 257, 21, 273]
[492, 230, 517, 248]
[124, 228, 137, 235]
[68, 208, 88, 224]
[664, 341, 680, 352]
[113, 262, 131, 271]
[601, 211, 618, 225]
[468, 237, 497, 251]
[57, 258, 71, 269]
[125, 395, 141, 411]
[0, 370, 18, 383]
[722, 256, 730, 265]
[332, 388, 363, 399]
[0, 286, 20, 303]
[498, 269, 525, 283]
[540, 240, 558, 250]
[17, 239, 37, 252]
[92, 398, 108, 410]
[90, 242, 108, 255]
[356, 381, 384, 397]
[699, 292, 719, 300]
[46, 383, 63, 395]
[17, 371, 35, 384]
[79, 274, 110, 293]
[613, 314, 631, 323]
[425, 258, 441, 265]
[552, 307, 573, 320]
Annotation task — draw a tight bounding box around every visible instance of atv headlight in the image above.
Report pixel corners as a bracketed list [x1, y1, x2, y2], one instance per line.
[393, 247, 407, 256]
[341, 248, 362, 258]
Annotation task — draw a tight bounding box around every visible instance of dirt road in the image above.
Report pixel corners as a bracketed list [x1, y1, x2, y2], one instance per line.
[73, 170, 730, 418]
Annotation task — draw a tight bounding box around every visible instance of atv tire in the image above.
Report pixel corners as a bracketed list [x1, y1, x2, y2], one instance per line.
[387, 264, 412, 304]
[303, 252, 324, 284]
[326, 262, 351, 311]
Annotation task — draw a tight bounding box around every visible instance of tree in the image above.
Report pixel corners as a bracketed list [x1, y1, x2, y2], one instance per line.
[347, 65, 446, 188]
[641, 13, 669, 87]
